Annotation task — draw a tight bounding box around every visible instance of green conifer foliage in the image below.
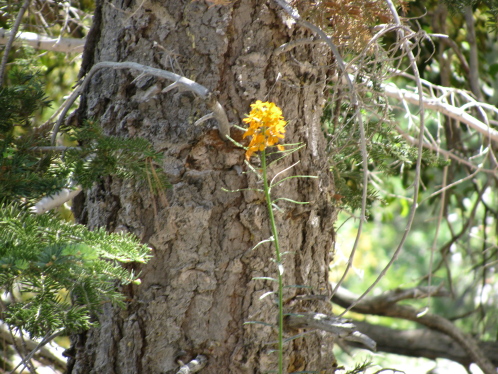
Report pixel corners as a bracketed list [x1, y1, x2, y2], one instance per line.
[0, 204, 150, 338]
[0, 68, 66, 203]
[0, 65, 162, 341]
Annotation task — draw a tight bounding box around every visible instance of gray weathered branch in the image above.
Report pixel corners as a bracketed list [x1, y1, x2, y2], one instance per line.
[366, 285, 449, 305]
[273, 0, 370, 312]
[37, 59, 232, 211]
[332, 285, 497, 374]
[32, 186, 82, 214]
[383, 83, 498, 143]
[0, 322, 66, 371]
[52, 61, 230, 143]
[348, 320, 498, 367]
[0, 28, 85, 53]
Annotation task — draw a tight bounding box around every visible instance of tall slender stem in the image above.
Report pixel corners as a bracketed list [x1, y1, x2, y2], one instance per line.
[261, 149, 284, 374]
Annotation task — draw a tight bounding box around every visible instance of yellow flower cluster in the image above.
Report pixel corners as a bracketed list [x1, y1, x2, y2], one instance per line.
[242, 101, 287, 159]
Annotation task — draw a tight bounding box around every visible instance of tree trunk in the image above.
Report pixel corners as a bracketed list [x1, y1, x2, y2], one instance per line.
[68, 0, 337, 373]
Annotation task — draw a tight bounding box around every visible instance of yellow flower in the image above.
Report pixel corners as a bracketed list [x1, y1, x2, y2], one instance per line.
[242, 101, 286, 159]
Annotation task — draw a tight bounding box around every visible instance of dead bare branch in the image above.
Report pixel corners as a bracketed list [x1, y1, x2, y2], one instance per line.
[383, 83, 498, 143]
[332, 285, 497, 374]
[0, 322, 66, 373]
[0, 27, 85, 53]
[0, 0, 32, 86]
[349, 320, 498, 367]
[338, 0, 427, 318]
[285, 312, 377, 351]
[50, 61, 231, 144]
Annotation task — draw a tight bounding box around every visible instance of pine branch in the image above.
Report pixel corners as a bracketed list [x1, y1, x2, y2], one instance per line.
[0, 204, 151, 339]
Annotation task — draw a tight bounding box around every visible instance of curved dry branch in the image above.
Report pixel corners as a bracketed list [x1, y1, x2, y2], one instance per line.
[331, 67, 498, 145]
[51, 61, 231, 144]
[337, 0, 427, 317]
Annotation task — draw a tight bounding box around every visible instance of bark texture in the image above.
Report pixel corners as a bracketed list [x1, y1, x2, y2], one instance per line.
[68, 1, 337, 373]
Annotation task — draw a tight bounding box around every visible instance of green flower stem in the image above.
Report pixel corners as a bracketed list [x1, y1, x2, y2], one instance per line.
[261, 149, 284, 374]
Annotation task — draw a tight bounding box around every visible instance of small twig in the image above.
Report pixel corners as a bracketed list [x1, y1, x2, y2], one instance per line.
[420, 166, 482, 204]
[273, 0, 369, 303]
[10, 330, 64, 374]
[193, 113, 214, 127]
[273, 37, 321, 56]
[463, 5, 482, 101]
[339, 0, 426, 317]
[176, 355, 208, 374]
[394, 125, 497, 174]
[12, 329, 37, 373]
[0, 323, 66, 370]
[371, 285, 449, 304]
[285, 312, 377, 351]
[425, 162, 449, 315]
[30, 146, 82, 152]
[0, 0, 32, 86]
[162, 80, 181, 94]
[426, 180, 491, 280]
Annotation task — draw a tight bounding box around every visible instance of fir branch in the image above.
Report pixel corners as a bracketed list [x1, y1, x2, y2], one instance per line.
[0, 203, 151, 338]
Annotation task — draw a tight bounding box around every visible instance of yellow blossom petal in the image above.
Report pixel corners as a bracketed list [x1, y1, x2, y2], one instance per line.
[242, 101, 286, 159]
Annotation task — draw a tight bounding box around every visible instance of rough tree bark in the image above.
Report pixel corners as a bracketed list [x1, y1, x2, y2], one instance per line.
[67, 0, 337, 373]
